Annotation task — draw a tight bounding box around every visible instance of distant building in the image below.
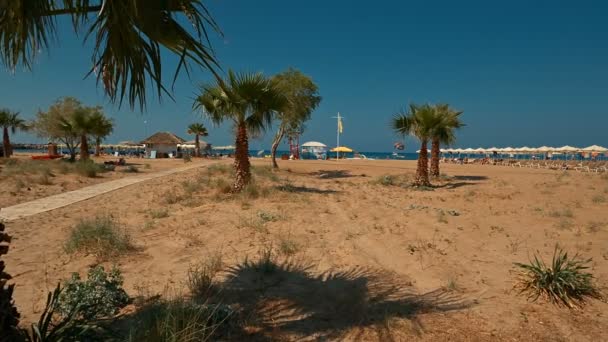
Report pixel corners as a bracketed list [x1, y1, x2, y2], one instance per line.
[140, 132, 186, 158]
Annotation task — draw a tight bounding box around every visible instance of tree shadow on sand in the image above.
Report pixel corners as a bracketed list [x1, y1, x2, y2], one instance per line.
[274, 184, 339, 194]
[220, 257, 474, 340]
[310, 169, 355, 179]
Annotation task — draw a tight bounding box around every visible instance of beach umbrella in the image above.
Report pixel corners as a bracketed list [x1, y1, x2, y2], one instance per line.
[213, 145, 236, 150]
[537, 146, 553, 152]
[557, 145, 578, 152]
[302, 141, 327, 147]
[582, 145, 608, 152]
[474, 147, 486, 154]
[488, 147, 499, 152]
[330, 146, 353, 153]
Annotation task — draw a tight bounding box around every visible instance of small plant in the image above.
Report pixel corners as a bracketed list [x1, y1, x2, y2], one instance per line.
[444, 277, 459, 292]
[237, 215, 267, 233]
[278, 236, 299, 256]
[187, 254, 223, 301]
[586, 221, 605, 233]
[241, 182, 260, 199]
[64, 215, 133, 259]
[257, 210, 281, 223]
[24, 283, 107, 341]
[126, 299, 232, 342]
[142, 220, 156, 231]
[144, 163, 151, 169]
[58, 265, 130, 320]
[162, 190, 183, 205]
[549, 208, 574, 218]
[245, 246, 278, 274]
[182, 180, 201, 195]
[211, 177, 232, 194]
[183, 154, 192, 163]
[514, 246, 602, 308]
[36, 172, 53, 185]
[592, 195, 606, 204]
[556, 219, 573, 231]
[149, 208, 169, 219]
[376, 175, 394, 186]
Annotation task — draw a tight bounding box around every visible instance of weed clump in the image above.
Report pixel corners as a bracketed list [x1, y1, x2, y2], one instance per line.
[514, 246, 602, 308]
[75, 160, 102, 178]
[149, 208, 169, 219]
[187, 254, 223, 301]
[64, 215, 133, 259]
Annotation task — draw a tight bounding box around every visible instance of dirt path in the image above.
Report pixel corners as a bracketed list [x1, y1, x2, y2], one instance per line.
[0, 161, 214, 221]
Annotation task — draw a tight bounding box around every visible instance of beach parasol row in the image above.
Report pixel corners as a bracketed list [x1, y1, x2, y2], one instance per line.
[435, 145, 607, 153]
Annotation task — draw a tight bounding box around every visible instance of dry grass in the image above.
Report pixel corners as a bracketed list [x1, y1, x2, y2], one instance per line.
[64, 215, 133, 260]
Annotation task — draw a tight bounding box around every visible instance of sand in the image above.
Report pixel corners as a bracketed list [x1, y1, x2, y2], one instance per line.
[3, 158, 608, 341]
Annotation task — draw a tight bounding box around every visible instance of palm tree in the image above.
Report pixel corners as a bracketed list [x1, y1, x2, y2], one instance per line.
[392, 104, 440, 187]
[193, 70, 286, 192]
[0, 109, 28, 158]
[187, 123, 209, 157]
[430, 104, 464, 177]
[60, 108, 97, 161]
[270, 68, 321, 169]
[0, 1, 221, 110]
[90, 110, 114, 157]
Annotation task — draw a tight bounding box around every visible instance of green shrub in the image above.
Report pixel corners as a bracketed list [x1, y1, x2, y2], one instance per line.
[592, 195, 606, 204]
[23, 283, 108, 341]
[183, 154, 192, 163]
[514, 246, 602, 308]
[126, 300, 233, 342]
[58, 266, 130, 320]
[64, 215, 133, 259]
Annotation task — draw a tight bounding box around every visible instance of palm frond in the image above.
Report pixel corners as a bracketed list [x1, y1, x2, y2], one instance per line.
[1, 0, 222, 110]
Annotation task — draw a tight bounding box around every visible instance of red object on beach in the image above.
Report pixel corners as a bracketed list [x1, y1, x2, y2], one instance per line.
[31, 155, 63, 160]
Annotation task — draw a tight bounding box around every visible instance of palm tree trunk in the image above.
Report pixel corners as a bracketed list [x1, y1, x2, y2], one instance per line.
[2, 127, 10, 158]
[195, 134, 200, 157]
[80, 135, 90, 160]
[233, 122, 251, 192]
[94, 137, 101, 157]
[415, 140, 431, 187]
[271, 125, 285, 169]
[430, 138, 440, 177]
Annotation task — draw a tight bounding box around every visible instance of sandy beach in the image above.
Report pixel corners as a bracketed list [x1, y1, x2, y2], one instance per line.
[2, 157, 607, 340]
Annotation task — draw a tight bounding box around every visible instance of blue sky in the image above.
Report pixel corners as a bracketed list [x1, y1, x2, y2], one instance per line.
[2, 0, 608, 152]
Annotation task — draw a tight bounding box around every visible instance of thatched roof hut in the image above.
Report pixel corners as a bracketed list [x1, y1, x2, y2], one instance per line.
[140, 132, 185, 145]
[141, 132, 185, 158]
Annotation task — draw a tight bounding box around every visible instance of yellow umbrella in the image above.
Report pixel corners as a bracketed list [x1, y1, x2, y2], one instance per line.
[330, 146, 353, 153]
